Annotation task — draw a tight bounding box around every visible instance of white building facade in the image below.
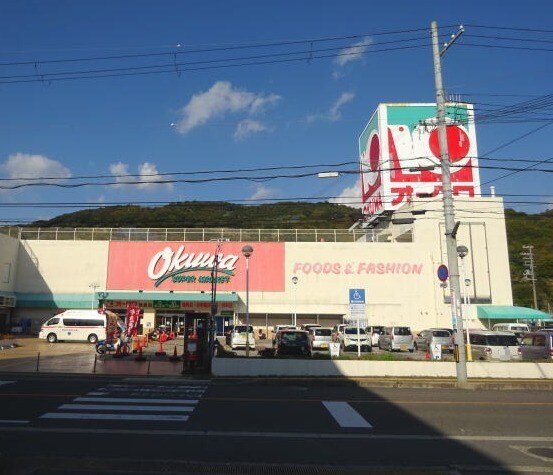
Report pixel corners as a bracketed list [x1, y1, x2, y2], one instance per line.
[0, 197, 512, 335]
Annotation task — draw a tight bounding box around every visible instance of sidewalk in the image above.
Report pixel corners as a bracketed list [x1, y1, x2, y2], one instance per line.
[0, 336, 194, 376]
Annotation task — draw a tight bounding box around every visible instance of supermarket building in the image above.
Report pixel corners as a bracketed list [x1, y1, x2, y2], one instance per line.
[0, 197, 514, 335]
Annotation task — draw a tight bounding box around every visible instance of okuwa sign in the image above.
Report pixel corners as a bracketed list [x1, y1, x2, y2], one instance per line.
[106, 242, 285, 292]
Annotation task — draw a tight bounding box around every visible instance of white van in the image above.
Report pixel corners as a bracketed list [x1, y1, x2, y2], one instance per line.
[39, 309, 123, 344]
[491, 323, 529, 342]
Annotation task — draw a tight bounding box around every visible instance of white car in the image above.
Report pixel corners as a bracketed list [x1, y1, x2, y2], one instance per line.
[230, 325, 255, 350]
[339, 327, 372, 352]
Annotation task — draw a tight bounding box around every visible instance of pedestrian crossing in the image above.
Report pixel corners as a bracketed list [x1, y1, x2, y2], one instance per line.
[40, 382, 208, 422]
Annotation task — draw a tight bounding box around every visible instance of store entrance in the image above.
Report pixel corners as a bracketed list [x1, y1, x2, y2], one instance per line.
[156, 311, 186, 336]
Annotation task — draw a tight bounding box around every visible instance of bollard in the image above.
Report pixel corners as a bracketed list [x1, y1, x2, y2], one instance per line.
[93, 354, 97, 373]
[36, 352, 40, 373]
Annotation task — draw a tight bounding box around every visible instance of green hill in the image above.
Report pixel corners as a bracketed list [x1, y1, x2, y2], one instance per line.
[30, 202, 552, 312]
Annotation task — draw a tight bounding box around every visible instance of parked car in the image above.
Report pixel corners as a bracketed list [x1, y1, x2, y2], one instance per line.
[378, 326, 414, 352]
[273, 324, 296, 335]
[301, 323, 322, 332]
[309, 327, 333, 351]
[492, 323, 529, 343]
[469, 330, 521, 361]
[230, 325, 255, 350]
[366, 325, 385, 347]
[273, 329, 311, 357]
[414, 329, 453, 353]
[521, 330, 553, 360]
[339, 326, 371, 352]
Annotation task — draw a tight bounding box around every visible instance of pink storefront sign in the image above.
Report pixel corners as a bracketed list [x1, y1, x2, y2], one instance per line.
[107, 241, 285, 292]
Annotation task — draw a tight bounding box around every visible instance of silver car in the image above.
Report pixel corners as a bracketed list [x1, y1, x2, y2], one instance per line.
[309, 327, 333, 351]
[378, 326, 414, 352]
[469, 331, 521, 361]
[414, 329, 453, 353]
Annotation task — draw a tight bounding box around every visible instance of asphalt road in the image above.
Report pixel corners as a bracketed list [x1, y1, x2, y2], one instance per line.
[0, 375, 552, 474]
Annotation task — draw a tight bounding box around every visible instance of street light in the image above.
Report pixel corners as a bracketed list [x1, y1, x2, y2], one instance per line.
[456, 245, 473, 361]
[88, 283, 100, 309]
[291, 276, 298, 327]
[241, 245, 253, 357]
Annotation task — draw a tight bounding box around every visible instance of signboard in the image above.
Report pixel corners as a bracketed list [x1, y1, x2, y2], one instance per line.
[349, 289, 366, 304]
[330, 342, 340, 358]
[437, 265, 449, 282]
[359, 103, 480, 218]
[107, 242, 284, 292]
[431, 342, 442, 360]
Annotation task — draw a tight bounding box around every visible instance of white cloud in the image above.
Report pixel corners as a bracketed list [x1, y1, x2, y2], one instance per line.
[234, 119, 269, 141]
[329, 179, 363, 209]
[2, 153, 71, 188]
[249, 184, 278, 201]
[334, 37, 372, 67]
[109, 161, 173, 191]
[306, 92, 355, 123]
[175, 81, 280, 134]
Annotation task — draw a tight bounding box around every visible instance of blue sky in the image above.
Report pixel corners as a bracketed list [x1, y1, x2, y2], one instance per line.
[0, 0, 552, 225]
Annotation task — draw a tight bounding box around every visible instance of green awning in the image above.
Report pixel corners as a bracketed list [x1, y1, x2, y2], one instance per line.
[477, 305, 552, 321]
[16, 291, 239, 309]
[16, 293, 93, 309]
[103, 291, 238, 302]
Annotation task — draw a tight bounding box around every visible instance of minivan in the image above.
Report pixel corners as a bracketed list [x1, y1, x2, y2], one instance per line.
[273, 330, 311, 357]
[469, 330, 521, 361]
[491, 323, 529, 342]
[308, 327, 333, 351]
[414, 329, 453, 353]
[230, 325, 255, 350]
[378, 326, 414, 352]
[521, 330, 553, 360]
[38, 309, 124, 344]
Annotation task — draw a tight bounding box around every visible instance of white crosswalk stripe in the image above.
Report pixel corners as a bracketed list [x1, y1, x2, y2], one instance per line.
[39, 383, 208, 423]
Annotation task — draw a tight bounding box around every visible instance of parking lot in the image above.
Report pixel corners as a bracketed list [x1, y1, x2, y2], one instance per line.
[226, 336, 455, 361]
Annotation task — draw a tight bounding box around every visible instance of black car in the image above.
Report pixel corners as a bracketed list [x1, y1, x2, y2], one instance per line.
[273, 330, 311, 357]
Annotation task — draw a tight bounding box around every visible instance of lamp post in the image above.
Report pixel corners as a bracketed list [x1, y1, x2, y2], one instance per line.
[89, 283, 100, 309]
[241, 245, 253, 357]
[291, 276, 298, 327]
[457, 245, 473, 361]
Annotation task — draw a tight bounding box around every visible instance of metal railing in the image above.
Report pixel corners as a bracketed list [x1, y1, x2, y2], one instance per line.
[0, 226, 411, 243]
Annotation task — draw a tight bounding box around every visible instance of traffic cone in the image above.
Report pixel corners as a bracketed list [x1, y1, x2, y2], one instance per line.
[135, 346, 146, 362]
[169, 345, 180, 362]
[425, 348, 430, 360]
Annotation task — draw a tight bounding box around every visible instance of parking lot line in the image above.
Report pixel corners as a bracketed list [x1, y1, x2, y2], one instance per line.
[322, 401, 373, 428]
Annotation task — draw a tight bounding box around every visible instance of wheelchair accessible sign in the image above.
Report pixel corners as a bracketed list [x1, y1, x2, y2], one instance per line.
[349, 289, 366, 304]
[349, 289, 366, 319]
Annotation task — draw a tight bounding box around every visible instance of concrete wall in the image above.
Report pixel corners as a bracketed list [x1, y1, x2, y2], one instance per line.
[15, 240, 109, 293]
[0, 234, 20, 294]
[212, 358, 553, 379]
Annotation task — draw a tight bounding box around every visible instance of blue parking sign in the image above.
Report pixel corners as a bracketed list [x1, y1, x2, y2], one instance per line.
[349, 289, 365, 304]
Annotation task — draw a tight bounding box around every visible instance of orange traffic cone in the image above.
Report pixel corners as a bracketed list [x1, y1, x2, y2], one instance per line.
[135, 346, 146, 362]
[169, 345, 180, 362]
[425, 348, 430, 360]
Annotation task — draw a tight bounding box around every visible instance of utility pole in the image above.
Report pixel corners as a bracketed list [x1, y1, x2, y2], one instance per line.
[521, 245, 538, 310]
[431, 21, 467, 385]
[208, 240, 224, 372]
